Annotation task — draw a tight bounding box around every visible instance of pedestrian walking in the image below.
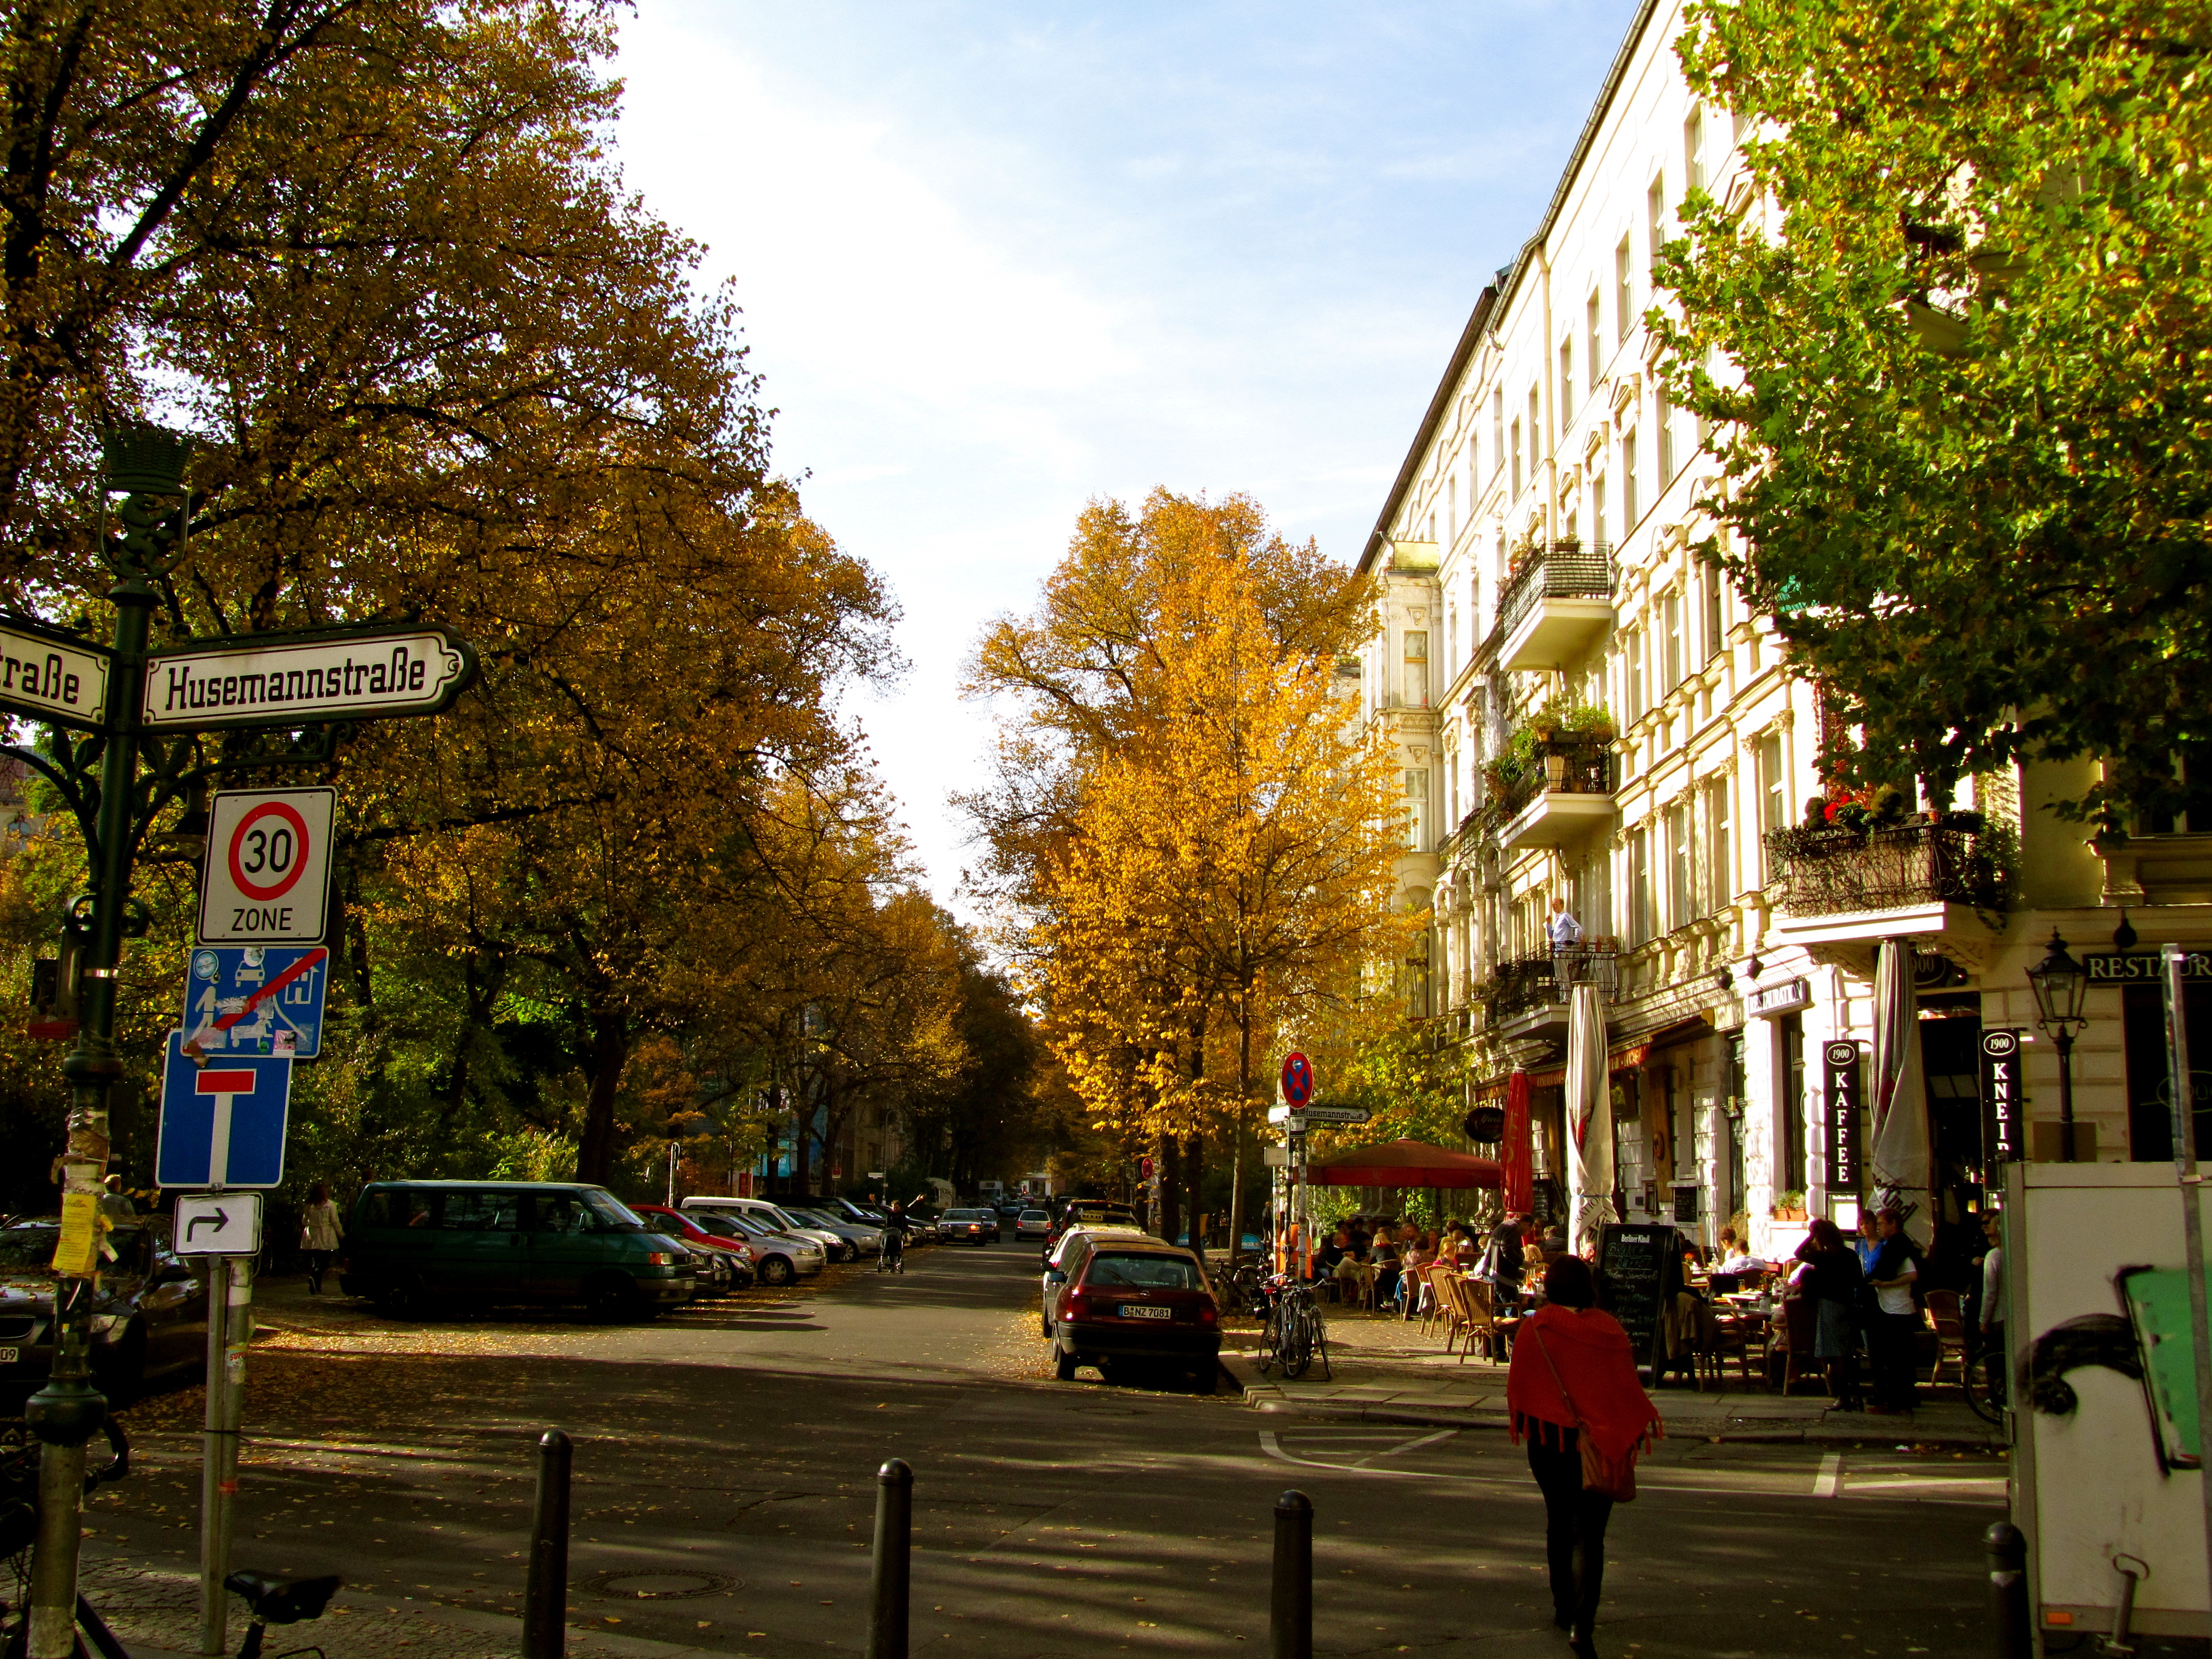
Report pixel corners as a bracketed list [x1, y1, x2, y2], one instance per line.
[1863, 1208, 1922, 1414]
[300, 1182, 343, 1294]
[1790, 1218, 1865, 1410]
[1507, 1254, 1662, 1657]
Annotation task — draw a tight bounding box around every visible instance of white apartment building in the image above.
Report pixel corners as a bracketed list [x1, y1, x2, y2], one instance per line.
[1353, 0, 2211, 1268]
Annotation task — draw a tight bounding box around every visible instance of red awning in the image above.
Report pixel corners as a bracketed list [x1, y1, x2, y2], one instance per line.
[1306, 1138, 1505, 1190]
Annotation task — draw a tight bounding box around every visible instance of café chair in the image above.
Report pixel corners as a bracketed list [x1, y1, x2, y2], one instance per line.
[1925, 1289, 1968, 1388]
[1777, 1294, 1820, 1395]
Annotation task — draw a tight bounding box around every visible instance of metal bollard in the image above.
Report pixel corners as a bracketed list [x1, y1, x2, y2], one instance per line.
[1271, 1490, 1312, 1659]
[524, 1430, 572, 1659]
[1985, 1522, 2029, 1659]
[868, 1459, 913, 1659]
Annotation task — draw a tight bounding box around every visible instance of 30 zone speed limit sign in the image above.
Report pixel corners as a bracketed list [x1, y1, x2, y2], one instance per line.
[197, 788, 336, 944]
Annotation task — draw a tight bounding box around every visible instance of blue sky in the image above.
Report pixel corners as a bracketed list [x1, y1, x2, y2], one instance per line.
[611, 1, 1641, 915]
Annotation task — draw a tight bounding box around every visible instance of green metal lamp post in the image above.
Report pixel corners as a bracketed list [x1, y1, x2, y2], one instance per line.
[22, 427, 193, 1658]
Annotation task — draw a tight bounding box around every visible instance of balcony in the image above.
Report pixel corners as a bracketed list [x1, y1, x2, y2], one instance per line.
[1496, 738, 1618, 850]
[1763, 817, 2013, 964]
[1489, 540, 1615, 671]
[1483, 945, 1620, 1044]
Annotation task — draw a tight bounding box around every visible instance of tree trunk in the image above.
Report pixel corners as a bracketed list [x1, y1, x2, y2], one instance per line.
[1184, 1133, 1205, 1251]
[1153, 1131, 1180, 1245]
[576, 1009, 631, 1184]
[1227, 1003, 1254, 1270]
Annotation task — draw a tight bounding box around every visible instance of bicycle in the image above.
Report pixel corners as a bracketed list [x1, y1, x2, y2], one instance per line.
[1255, 1274, 1331, 1381]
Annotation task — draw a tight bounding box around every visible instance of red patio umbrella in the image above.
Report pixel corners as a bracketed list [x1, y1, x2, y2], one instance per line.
[1503, 1069, 1533, 1216]
[1306, 1138, 1504, 1189]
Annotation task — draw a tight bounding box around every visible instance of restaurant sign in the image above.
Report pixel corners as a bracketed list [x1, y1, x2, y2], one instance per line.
[2082, 951, 2212, 983]
[1825, 1039, 1863, 1194]
[1981, 1029, 2024, 1163]
[1748, 976, 1812, 1019]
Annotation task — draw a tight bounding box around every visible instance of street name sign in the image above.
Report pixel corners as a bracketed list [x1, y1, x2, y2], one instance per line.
[183, 945, 328, 1058]
[142, 622, 476, 732]
[1286, 1103, 1371, 1125]
[155, 1032, 292, 1188]
[0, 615, 110, 731]
[174, 1192, 263, 1256]
[196, 788, 335, 944]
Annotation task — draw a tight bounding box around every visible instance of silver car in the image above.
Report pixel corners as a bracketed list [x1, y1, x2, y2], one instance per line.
[783, 1206, 884, 1257]
[715, 1213, 826, 1285]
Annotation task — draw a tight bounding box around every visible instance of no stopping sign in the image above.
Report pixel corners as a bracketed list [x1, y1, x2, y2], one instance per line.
[197, 788, 336, 944]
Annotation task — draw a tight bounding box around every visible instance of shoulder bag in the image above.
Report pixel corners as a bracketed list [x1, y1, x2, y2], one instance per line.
[1526, 1324, 1638, 1503]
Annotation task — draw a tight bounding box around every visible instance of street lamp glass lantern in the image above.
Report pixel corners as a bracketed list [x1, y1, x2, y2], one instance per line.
[2028, 927, 2089, 1031]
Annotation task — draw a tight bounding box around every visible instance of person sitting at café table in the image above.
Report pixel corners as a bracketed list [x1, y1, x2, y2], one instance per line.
[1443, 1222, 1481, 1269]
[1369, 1224, 1403, 1306]
[1396, 1225, 1432, 1316]
[1314, 1225, 1351, 1283]
[1716, 1228, 1766, 1276]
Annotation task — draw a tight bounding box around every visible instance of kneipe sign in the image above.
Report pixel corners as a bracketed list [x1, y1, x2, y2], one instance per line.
[197, 787, 335, 945]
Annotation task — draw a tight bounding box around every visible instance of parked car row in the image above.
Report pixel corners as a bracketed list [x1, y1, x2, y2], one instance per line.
[0, 1214, 209, 1398]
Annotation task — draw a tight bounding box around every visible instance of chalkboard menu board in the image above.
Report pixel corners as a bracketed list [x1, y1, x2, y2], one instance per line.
[1599, 1222, 1679, 1373]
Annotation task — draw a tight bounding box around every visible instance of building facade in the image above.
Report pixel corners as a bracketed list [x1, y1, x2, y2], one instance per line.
[1353, 0, 2208, 1266]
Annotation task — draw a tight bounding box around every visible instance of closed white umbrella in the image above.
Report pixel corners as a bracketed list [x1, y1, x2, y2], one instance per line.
[1868, 938, 1933, 1248]
[1564, 981, 1614, 1253]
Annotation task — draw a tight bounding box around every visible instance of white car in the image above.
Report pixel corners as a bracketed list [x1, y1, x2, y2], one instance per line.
[1013, 1207, 1053, 1243]
[1039, 1224, 1150, 1336]
[682, 1196, 854, 1263]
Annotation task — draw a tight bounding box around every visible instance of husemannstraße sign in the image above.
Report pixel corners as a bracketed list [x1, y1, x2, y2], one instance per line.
[141, 623, 475, 731]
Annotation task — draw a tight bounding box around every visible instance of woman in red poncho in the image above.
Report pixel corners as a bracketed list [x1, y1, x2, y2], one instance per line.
[1506, 1254, 1662, 1656]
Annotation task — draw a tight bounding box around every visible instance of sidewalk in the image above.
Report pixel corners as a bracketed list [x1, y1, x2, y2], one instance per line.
[1220, 1303, 2007, 1449]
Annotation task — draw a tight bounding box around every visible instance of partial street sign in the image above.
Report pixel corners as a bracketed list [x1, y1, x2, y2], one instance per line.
[155, 1032, 292, 1188]
[183, 945, 329, 1058]
[174, 1192, 263, 1256]
[142, 622, 476, 732]
[196, 788, 335, 944]
[0, 615, 111, 731]
[1280, 1051, 1314, 1108]
[1299, 1103, 1372, 1124]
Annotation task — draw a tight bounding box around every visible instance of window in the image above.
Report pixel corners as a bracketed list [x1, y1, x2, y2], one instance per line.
[1625, 628, 1646, 723]
[1704, 569, 1725, 660]
[1662, 589, 1684, 691]
[1447, 473, 1457, 546]
[1403, 630, 1428, 708]
[439, 1190, 522, 1232]
[1701, 777, 1731, 915]
[1560, 341, 1573, 424]
[1405, 767, 1430, 849]
[1623, 431, 1639, 524]
[1648, 175, 1666, 275]
[1445, 604, 1456, 685]
[1684, 106, 1705, 196]
[1629, 826, 1654, 946]
[1656, 383, 1675, 481]
[1665, 800, 1694, 928]
[1779, 1013, 1808, 1192]
[1592, 475, 1606, 550]
[1587, 293, 1602, 396]
[1616, 238, 1633, 345]
[1529, 387, 1542, 466]
[1086, 1253, 1203, 1290]
[1757, 732, 1788, 880]
[1511, 419, 1522, 498]
[1493, 389, 1506, 490]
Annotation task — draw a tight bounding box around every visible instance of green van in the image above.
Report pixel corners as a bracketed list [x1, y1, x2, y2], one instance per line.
[337, 1181, 693, 1320]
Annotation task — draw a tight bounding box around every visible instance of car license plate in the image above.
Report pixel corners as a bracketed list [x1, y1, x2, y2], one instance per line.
[1120, 1304, 1172, 1320]
[0, 1347, 16, 1364]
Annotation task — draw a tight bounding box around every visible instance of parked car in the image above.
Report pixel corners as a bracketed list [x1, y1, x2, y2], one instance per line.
[939, 1208, 998, 1245]
[1039, 1224, 1150, 1334]
[700, 1210, 826, 1285]
[1045, 1199, 1142, 1260]
[338, 1181, 693, 1320]
[681, 1197, 854, 1263]
[632, 1205, 758, 1290]
[1046, 1236, 1219, 1391]
[780, 1205, 884, 1258]
[0, 1214, 206, 1397]
[1013, 1208, 1053, 1244]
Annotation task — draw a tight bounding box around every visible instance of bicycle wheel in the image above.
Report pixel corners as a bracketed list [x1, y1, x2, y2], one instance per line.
[1280, 1304, 1314, 1379]
[1965, 1345, 2007, 1424]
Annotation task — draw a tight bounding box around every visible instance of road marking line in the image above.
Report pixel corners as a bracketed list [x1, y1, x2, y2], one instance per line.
[1814, 1451, 1842, 1498]
[1359, 1430, 1459, 1465]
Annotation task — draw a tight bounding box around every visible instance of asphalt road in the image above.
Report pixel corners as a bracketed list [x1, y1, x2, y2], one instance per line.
[75, 1235, 2009, 1659]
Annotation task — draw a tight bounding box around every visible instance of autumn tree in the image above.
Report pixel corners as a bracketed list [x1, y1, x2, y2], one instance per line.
[1659, 0, 2212, 826]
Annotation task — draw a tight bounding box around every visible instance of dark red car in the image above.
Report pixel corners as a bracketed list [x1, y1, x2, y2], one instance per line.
[1048, 1235, 1219, 1392]
[633, 1205, 758, 1289]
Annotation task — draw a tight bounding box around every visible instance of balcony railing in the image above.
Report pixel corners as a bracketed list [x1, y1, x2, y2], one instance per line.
[1763, 819, 2012, 917]
[1483, 944, 1620, 1026]
[1484, 540, 1614, 658]
[1493, 737, 1615, 821]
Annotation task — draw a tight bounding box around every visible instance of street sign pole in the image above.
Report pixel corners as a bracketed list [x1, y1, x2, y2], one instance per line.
[198, 1241, 253, 1659]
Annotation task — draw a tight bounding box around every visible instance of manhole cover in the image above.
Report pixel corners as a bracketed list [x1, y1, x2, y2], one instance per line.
[584, 1570, 736, 1601]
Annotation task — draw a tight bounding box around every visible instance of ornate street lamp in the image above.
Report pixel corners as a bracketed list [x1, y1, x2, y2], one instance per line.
[2027, 928, 2090, 1161]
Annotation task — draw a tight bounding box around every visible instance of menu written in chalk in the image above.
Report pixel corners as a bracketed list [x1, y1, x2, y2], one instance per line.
[1599, 1222, 1678, 1373]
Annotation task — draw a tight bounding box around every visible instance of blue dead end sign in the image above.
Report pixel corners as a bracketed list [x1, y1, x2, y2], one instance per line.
[1280, 1051, 1314, 1109]
[155, 1031, 292, 1188]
